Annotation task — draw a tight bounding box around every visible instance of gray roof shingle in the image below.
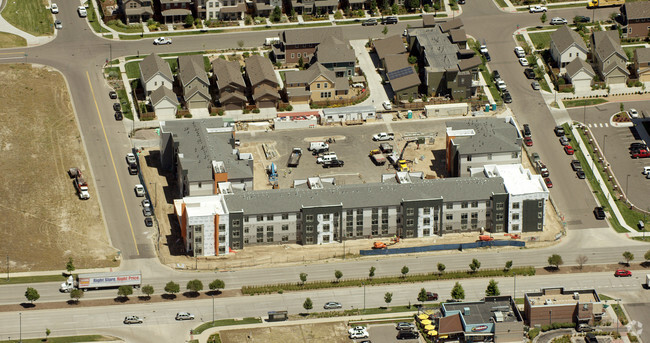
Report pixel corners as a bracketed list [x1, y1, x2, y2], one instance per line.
[384, 54, 420, 92]
[565, 58, 595, 79]
[623, 1, 650, 21]
[280, 27, 344, 46]
[439, 18, 463, 32]
[140, 53, 173, 84]
[551, 25, 587, 55]
[178, 55, 209, 88]
[635, 47, 650, 64]
[373, 35, 406, 61]
[410, 26, 460, 73]
[592, 30, 626, 63]
[212, 58, 246, 90]
[149, 86, 179, 106]
[315, 36, 355, 65]
[447, 118, 521, 155]
[244, 55, 278, 88]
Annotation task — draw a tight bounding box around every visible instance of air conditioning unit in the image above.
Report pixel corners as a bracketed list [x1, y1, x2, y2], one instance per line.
[573, 292, 580, 300]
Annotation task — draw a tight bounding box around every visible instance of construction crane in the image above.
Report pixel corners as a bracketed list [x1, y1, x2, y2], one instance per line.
[396, 139, 419, 172]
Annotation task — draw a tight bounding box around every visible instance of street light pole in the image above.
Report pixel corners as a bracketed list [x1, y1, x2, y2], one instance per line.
[616, 299, 621, 335]
[626, 174, 631, 200]
[6, 255, 8, 281]
[212, 294, 215, 323]
[362, 282, 366, 314]
[603, 135, 608, 157]
[19, 312, 22, 343]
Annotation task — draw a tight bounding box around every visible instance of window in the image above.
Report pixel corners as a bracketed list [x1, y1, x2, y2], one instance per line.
[323, 224, 330, 232]
[495, 224, 503, 231]
[467, 155, 472, 161]
[357, 209, 363, 216]
[244, 227, 249, 233]
[461, 213, 468, 220]
[538, 212, 543, 219]
[372, 217, 378, 225]
[267, 225, 274, 232]
[219, 224, 226, 232]
[446, 214, 453, 220]
[257, 215, 263, 221]
[232, 230, 240, 237]
[512, 213, 520, 220]
[306, 236, 314, 244]
[372, 208, 378, 214]
[195, 236, 202, 243]
[446, 203, 453, 209]
[471, 212, 478, 219]
[538, 200, 543, 208]
[423, 218, 430, 225]
[382, 216, 388, 224]
[512, 202, 520, 209]
[257, 226, 263, 233]
[512, 224, 519, 231]
[282, 235, 289, 242]
[569, 53, 572, 57]
[471, 223, 478, 229]
[471, 201, 478, 208]
[446, 225, 453, 231]
[297, 53, 301, 58]
[537, 223, 543, 229]
[346, 210, 353, 216]
[306, 225, 313, 233]
[382, 226, 388, 235]
[282, 224, 289, 231]
[356, 218, 363, 225]
[244, 216, 249, 223]
[324, 83, 328, 88]
[306, 214, 314, 221]
[323, 214, 330, 221]
[257, 236, 264, 243]
[232, 241, 241, 249]
[496, 214, 504, 220]
[406, 219, 414, 226]
[320, 92, 331, 98]
[291, 53, 295, 58]
[423, 208, 430, 215]
[232, 220, 240, 227]
[461, 224, 467, 230]
[317, 83, 321, 88]
[371, 227, 379, 235]
[423, 229, 430, 236]
[244, 237, 249, 244]
[267, 215, 274, 221]
[461, 202, 468, 208]
[406, 208, 414, 216]
[282, 213, 289, 220]
[356, 228, 363, 237]
[496, 202, 504, 210]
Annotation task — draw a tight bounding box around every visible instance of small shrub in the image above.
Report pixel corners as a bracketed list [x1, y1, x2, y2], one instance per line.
[184, 113, 193, 118]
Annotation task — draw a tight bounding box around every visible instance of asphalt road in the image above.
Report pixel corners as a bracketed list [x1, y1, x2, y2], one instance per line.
[1, 271, 647, 341]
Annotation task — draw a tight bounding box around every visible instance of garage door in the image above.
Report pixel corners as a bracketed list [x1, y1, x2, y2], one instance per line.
[573, 79, 591, 92]
[187, 99, 207, 109]
[258, 100, 275, 109]
[154, 106, 176, 118]
[225, 103, 240, 111]
[607, 75, 626, 85]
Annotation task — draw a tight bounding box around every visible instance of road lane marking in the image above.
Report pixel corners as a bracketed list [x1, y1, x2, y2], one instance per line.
[86, 71, 140, 256]
[0, 51, 25, 55]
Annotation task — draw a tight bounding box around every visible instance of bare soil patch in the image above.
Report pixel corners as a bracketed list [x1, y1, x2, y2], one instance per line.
[0, 64, 116, 271]
[220, 322, 350, 343]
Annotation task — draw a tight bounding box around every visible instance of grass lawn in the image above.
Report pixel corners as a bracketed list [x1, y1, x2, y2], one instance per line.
[2, 0, 53, 36]
[0, 335, 113, 343]
[611, 303, 628, 325]
[516, 34, 525, 42]
[563, 98, 608, 108]
[117, 88, 133, 120]
[193, 317, 262, 334]
[480, 67, 502, 103]
[623, 46, 643, 60]
[400, 15, 422, 20]
[495, 0, 508, 7]
[336, 20, 360, 25]
[124, 61, 141, 79]
[0, 274, 66, 285]
[538, 77, 552, 93]
[529, 31, 553, 50]
[547, 3, 588, 9]
[85, 0, 102, 33]
[0, 32, 27, 48]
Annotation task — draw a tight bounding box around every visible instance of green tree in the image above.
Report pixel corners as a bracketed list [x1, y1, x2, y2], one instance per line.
[391, 3, 399, 14]
[238, 40, 244, 48]
[486, 279, 500, 296]
[540, 13, 547, 24]
[401, 266, 409, 278]
[70, 289, 83, 303]
[623, 251, 634, 265]
[451, 282, 465, 300]
[369, 266, 376, 279]
[548, 254, 563, 269]
[270, 6, 282, 23]
[470, 258, 481, 272]
[382, 26, 388, 35]
[186, 279, 204, 294]
[298, 55, 304, 68]
[384, 292, 393, 306]
[65, 257, 75, 273]
[45, 328, 51, 342]
[645, 250, 650, 262]
[406, 0, 420, 11]
[303, 297, 313, 311]
[408, 56, 417, 65]
[504, 260, 513, 271]
[141, 285, 154, 299]
[417, 288, 428, 302]
[25, 287, 40, 304]
[118, 285, 133, 299]
[209, 279, 225, 293]
[437, 262, 446, 274]
[164, 281, 180, 296]
[335, 270, 343, 282]
[300, 272, 308, 285]
[184, 14, 195, 27]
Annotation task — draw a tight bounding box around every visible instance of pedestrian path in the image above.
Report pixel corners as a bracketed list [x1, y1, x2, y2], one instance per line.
[587, 123, 610, 128]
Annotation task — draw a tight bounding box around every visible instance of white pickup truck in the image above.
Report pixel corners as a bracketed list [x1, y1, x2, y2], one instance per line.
[529, 5, 547, 13]
[373, 132, 395, 141]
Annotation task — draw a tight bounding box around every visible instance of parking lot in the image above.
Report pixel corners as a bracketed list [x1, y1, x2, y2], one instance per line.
[366, 323, 421, 343]
[237, 119, 449, 190]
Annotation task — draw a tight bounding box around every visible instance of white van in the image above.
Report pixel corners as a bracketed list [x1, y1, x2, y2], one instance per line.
[514, 47, 525, 58]
[309, 141, 329, 152]
[643, 166, 650, 175]
[317, 152, 338, 164]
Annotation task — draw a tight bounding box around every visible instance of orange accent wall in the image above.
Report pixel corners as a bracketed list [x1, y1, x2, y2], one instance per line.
[180, 203, 187, 245]
[214, 214, 220, 256]
[213, 172, 229, 194]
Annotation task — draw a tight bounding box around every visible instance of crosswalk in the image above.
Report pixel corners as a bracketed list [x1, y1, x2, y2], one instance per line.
[587, 123, 609, 128]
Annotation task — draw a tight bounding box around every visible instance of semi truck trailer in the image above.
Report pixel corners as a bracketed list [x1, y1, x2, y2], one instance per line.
[60, 271, 141, 292]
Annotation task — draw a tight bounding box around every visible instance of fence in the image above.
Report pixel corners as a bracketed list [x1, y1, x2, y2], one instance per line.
[359, 240, 525, 256]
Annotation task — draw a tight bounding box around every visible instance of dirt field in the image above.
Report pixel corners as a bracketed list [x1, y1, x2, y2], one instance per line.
[0, 64, 116, 271]
[220, 322, 350, 343]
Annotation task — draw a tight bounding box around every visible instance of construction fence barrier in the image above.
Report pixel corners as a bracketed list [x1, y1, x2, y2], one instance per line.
[359, 240, 525, 256]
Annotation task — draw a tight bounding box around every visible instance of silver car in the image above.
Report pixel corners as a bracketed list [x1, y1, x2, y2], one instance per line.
[324, 301, 342, 309]
[124, 315, 143, 324]
[531, 81, 540, 90]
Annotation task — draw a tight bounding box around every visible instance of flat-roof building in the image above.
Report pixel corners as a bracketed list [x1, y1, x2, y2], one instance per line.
[524, 287, 603, 327]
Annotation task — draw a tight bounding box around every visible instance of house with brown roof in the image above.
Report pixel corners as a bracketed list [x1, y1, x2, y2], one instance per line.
[565, 58, 595, 92]
[590, 30, 629, 84]
[273, 27, 344, 65]
[373, 35, 407, 68]
[122, 0, 154, 24]
[159, 0, 192, 23]
[383, 54, 419, 101]
[252, 0, 281, 17]
[139, 53, 174, 96]
[178, 55, 211, 109]
[422, 14, 436, 28]
[313, 36, 356, 77]
[284, 62, 350, 104]
[244, 55, 280, 109]
[216, 0, 246, 20]
[634, 47, 650, 82]
[550, 25, 588, 68]
[621, 1, 650, 38]
[149, 86, 180, 119]
[212, 58, 247, 111]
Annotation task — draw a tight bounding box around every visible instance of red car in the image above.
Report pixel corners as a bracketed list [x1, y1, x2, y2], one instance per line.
[614, 269, 632, 277]
[564, 145, 574, 155]
[544, 177, 553, 188]
[524, 137, 533, 146]
[632, 149, 650, 158]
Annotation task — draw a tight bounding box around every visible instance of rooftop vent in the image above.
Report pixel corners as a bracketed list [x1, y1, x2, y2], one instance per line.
[308, 177, 323, 190]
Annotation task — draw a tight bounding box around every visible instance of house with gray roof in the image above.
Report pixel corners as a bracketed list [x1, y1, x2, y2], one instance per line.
[383, 54, 420, 101]
[272, 27, 344, 65]
[633, 47, 650, 82]
[122, 0, 154, 24]
[621, 1, 650, 38]
[550, 25, 588, 68]
[139, 53, 174, 96]
[252, 0, 281, 17]
[313, 36, 356, 77]
[244, 55, 280, 109]
[212, 58, 247, 111]
[178, 55, 211, 109]
[590, 30, 629, 84]
[149, 86, 179, 119]
[160, 118, 254, 198]
[445, 117, 522, 177]
[159, 0, 192, 23]
[284, 62, 350, 104]
[565, 58, 595, 92]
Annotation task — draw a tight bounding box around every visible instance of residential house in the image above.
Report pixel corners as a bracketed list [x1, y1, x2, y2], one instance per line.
[633, 47, 650, 82]
[212, 58, 247, 111]
[422, 14, 436, 28]
[159, 0, 192, 23]
[314, 0, 338, 14]
[273, 27, 344, 65]
[383, 54, 420, 101]
[565, 58, 595, 92]
[550, 25, 588, 68]
[284, 62, 350, 104]
[149, 86, 179, 118]
[445, 117, 522, 178]
[217, 0, 246, 20]
[373, 35, 407, 69]
[621, 1, 650, 38]
[313, 36, 356, 77]
[178, 55, 211, 109]
[139, 53, 174, 96]
[590, 30, 629, 84]
[253, 0, 282, 17]
[347, 0, 365, 10]
[122, 0, 154, 24]
[408, 24, 479, 100]
[524, 288, 604, 327]
[449, 28, 467, 49]
[244, 55, 280, 108]
[194, 0, 224, 20]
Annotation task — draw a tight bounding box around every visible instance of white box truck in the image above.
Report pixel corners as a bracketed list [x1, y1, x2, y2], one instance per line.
[646, 274, 650, 288]
[60, 271, 142, 292]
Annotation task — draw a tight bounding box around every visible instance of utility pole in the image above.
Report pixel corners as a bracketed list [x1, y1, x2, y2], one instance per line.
[212, 294, 215, 323]
[6, 255, 8, 281]
[19, 312, 22, 343]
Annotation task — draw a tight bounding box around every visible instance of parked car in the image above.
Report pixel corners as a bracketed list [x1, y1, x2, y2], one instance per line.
[142, 199, 152, 216]
[484, 52, 491, 62]
[54, 20, 62, 29]
[571, 160, 582, 171]
[503, 91, 512, 103]
[382, 16, 398, 24]
[479, 45, 488, 54]
[593, 207, 606, 220]
[124, 315, 143, 324]
[324, 301, 342, 309]
[629, 108, 639, 118]
[630, 142, 647, 150]
[496, 80, 507, 92]
[425, 292, 438, 301]
[396, 322, 416, 330]
[615, 269, 632, 277]
[134, 184, 145, 197]
[577, 170, 585, 179]
[529, 5, 547, 12]
[523, 124, 531, 137]
[362, 18, 378, 26]
[51, 3, 59, 13]
[519, 58, 529, 66]
[397, 330, 419, 339]
[175, 312, 195, 320]
[114, 111, 123, 121]
[349, 326, 367, 335]
[531, 152, 541, 163]
[492, 70, 501, 81]
[524, 68, 535, 79]
[145, 217, 153, 227]
[153, 37, 172, 45]
[323, 159, 345, 168]
[577, 324, 594, 332]
[350, 331, 369, 339]
[126, 153, 137, 165]
[531, 81, 540, 90]
[514, 47, 526, 58]
[554, 126, 565, 136]
[109, 90, 118, 99]
[550, 17, 568, 25]
[564, 145, 575, 155]
[574, 16, 591, 23]
[382, 100, 392, 110]
[559, 135, 570, 146]
[113, 102, 121, 111]
[77, 6, 87, 17]
[585, 333, 599, 343]
[544, 177, 553, 188]
[632, 149, 650, 158]
[524, 136, 533, 146]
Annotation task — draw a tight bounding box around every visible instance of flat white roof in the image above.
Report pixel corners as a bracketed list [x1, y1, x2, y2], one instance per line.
[484, 164, 546, 195]
[180, 195, 227, 217]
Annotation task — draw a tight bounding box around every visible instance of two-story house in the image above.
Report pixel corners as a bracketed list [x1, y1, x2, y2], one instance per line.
[621, 1, 650, 38]
[218, 0, 246, 20]
[122, 0, 154, 24]
[178, 55, 211, 109]
[149, 86, 180, 118]
[139, 53, 174, 96]
[383, 54, 420, 101]
[590, 30, 629, 84]
[634, 47, 650, 82]
[273, 27, 344, 65]
[313, 36, 356, 77]
[212, 58, 247, 111]
[244, 55, 280, 109]
[194, 0, 221, 20]
[550, 25, 588, 68]
[284, 62, 350, 104]
[253, 0, 282, 17]
[160, 0, 192, 23]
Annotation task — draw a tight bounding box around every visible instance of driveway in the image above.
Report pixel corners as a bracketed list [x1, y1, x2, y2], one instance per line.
[350, 39, 389, 111]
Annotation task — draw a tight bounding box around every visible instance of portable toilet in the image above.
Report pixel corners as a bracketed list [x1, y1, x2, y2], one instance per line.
[407, 110, 412, 119]
[491, 103, 497, 111]
[485, 104, 490, 112]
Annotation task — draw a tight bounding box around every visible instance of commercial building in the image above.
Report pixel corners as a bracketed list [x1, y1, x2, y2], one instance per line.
[524, 288, 604, 327]
[438, 296, 524, 343]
